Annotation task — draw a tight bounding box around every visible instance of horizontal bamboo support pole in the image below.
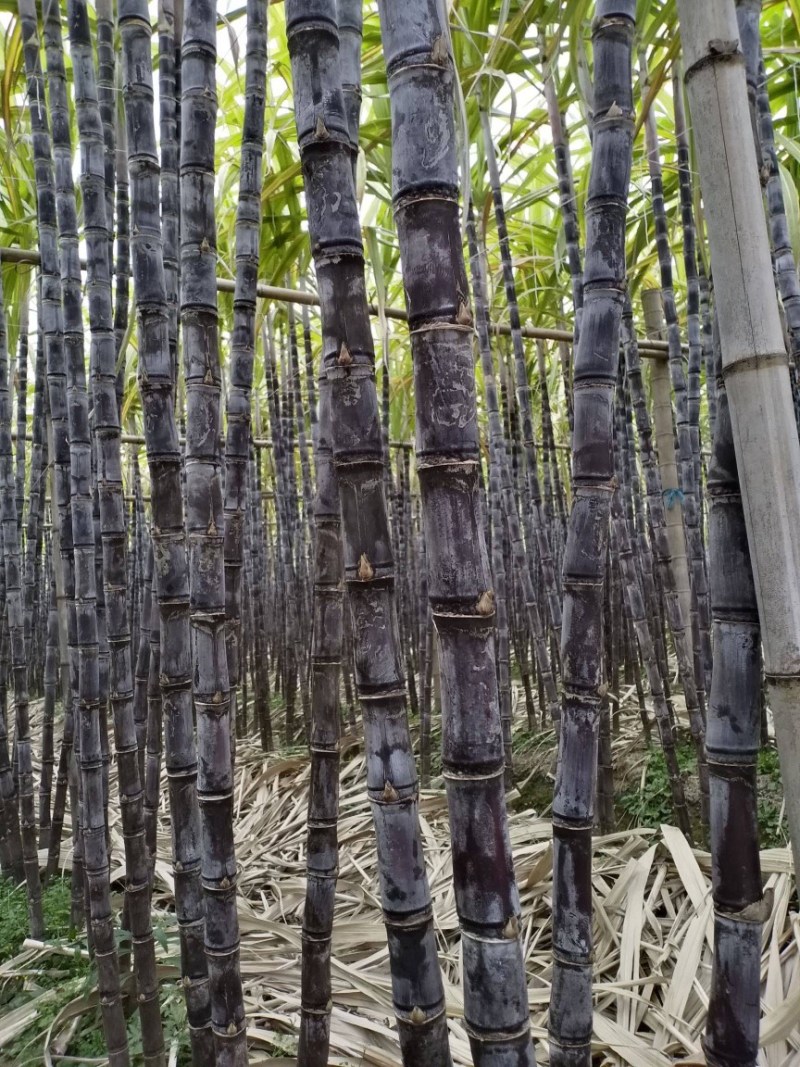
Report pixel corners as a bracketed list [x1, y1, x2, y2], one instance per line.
[13, 427, 580, 456]
[1, 245, 670, 358]
[10, 428, 414, 451]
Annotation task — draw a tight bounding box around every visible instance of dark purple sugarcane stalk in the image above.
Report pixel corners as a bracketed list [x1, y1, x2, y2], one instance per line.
[60, 0, 126, 1036]
[179, 0, 247, 1053]
[617, 365, 664, 680]
[223, 0, 267, 752]
[265, 319, 300, 741]
[301, 294, 318, 444]
[160, 0, 180, 387]
[43, 452, 76, 886]
[298, 350, 344, 1067]
[113, 88, 130, 410]
[130, 457, 145, 656]
[416, 530, 432, 783]
[338, 0, 362, 165]
[488, 425, 514, 785]
[23, 322, 47, 673]
[32, 522, 47, 695]
[14, 300, 28, 538]
[288, 302, 315, 577]
[556, 305, 574, 446]
[377, 2, 536, 1059]
[298, 0, 357, 1049]
[641, 57, 712, 701]
[0, 584, 16, 884]
[278, 319, 304, 605]
[597, 599, 615, 832]
[285, 2, 452, 1059]
[702, 303, 765, 1067]
[613, 369, 652, 744]
[247, 448, 272, 750]
[91, 466, 111, 858]
[481, 110, 562, 649]
[95, 0, 116, 272]
[20, 0, 77, 894]
[39, 578, 58, 849]
[68, 0, 166, 1053]
[132, 538, 153, 783]
[0, 266, 43, 934]
[612, 371, 689, 833]
[395, 451, 419, 719]
[543, 37, 584, 352]
[698, 267, 718, 440]
[25, 0, 129, 1050]
[281, 322, 311, 732]
[622, 299, 710, 826]
[550, 6, 635, 1063]
[672, 68, 706, 562]
[497, 360, 540, 729]
[535, 340, 567, 543]
[144, 567, 162, 878]
[467, 206, 559, 729]
[738, 2, 800, 430]
[119, 0, 213, 1057]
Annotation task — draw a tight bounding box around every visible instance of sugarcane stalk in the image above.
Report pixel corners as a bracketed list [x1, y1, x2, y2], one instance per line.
[550, 6, 635, 1062]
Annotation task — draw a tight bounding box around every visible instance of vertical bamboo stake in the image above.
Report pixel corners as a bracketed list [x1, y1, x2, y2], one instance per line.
[678, 0, 800, 883]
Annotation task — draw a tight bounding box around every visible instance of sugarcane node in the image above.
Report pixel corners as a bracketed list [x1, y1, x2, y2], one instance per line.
[410, 1005, 427, 1026]
[226, 1021, 238, 1036]
[357, 553, 374, 581]
[315, 115, 329, 140]
[475, 589, 495, 615]
[382, 779, 399, 803]
[337, 343, 352, 367]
